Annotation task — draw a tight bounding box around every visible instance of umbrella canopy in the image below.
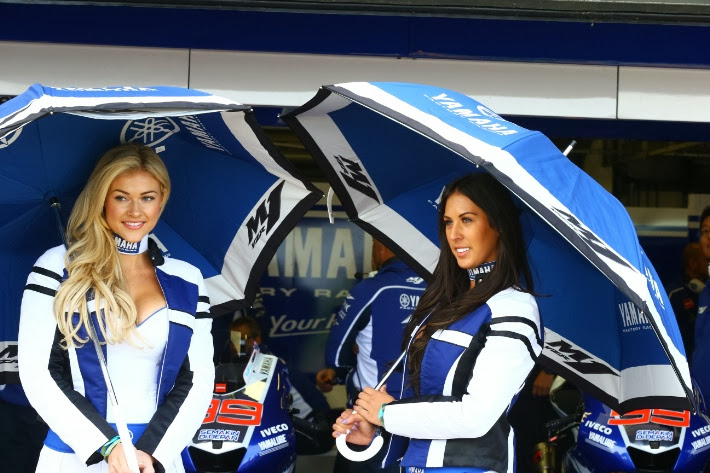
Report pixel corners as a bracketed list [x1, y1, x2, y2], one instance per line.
[0, 84, 322, 383]
[282, 81, 692, 413]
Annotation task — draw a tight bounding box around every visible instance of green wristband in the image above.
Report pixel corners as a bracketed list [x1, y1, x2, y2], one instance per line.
[100, 436, 121, 459]
[378, 403, 387, 428]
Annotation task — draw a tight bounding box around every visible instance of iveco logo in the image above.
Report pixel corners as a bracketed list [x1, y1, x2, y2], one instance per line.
[0, 128, 22, 149]
[121, 117, 180, 147]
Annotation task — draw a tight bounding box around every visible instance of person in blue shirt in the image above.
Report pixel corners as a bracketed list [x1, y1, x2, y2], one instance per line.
[335, 173, 542, 473]
[317, 239, 426, 472]
[667, 242, 708, 362]
[692, 206, 710, 404]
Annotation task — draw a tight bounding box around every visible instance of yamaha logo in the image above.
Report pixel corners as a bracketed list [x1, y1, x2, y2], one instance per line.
[0, 128, 22, 149]
[120, 117, 180, 147]
[399, 294, 420, 310]
[399, 294, 410, 308]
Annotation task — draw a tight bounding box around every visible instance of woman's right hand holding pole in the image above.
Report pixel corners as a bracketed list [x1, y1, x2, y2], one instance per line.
[332, 408, 377, 445]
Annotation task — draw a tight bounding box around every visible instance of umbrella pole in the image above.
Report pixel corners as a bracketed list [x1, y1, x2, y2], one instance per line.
[337, 311, 434, 461]
[335, 349, 407, 461]
[49, 198, 140, 473]
[49, 198, 67, 247]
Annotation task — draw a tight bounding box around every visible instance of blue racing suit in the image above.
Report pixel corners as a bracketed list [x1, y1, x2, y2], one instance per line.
[325, 258, 426, 401]
[692, 284, 710, 402]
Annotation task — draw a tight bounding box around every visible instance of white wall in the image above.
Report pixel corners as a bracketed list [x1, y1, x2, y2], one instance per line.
[4, 41, 710, 122]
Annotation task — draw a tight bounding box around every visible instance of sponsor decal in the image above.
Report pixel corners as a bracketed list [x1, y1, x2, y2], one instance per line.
[268, 313, 337, 338]
[618, 302, 652, 333]
[699, 306, 707, 315]
[260, 423, 289, 438]
[121, 117, 180, 147]
[197, 429, 241, 442]
[588, 431, 616, 449]
[246, 181, 285, 248]
[406, 277, 425, 285]
[609, 408, 690, 427]
[114, 235, 138, 253]
[549, 206, 633, 273]
[399, 294, 420, 310]
[545, 339, 618, 376]
[203, 399, 263, 426]
[178, 115, 228, 153]
[258, 433, 287, 451]
[333, 154, 379, 203]
[692, 425, 710, 438]
[0, 342, 19, 380]
[584, 420, 613, 435]
[259, 356, 273, 375]
[0, 128, 21, 149]
[53, 86, 158, 92]
[260, 287, 350, 298]
[426, 92, 517, 136]
[635, 430, 673, 442]
[644, 266, 665, 311]
[693, 436, 710, 451]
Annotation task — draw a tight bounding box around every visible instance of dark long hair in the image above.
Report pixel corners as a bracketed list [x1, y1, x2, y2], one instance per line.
[403, 173, 534, 393]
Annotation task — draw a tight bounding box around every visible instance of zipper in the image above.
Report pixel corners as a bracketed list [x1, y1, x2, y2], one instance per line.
[154, 267, 169, 411]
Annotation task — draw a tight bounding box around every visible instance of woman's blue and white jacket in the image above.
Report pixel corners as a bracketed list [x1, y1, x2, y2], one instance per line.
[18, 245, 215, 468]
[382, 287, 542, 472]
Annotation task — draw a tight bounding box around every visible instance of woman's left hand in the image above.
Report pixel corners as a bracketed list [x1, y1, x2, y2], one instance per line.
[355, 385, 395, 426]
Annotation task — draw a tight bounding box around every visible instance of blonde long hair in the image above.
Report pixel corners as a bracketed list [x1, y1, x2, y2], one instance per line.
[54, 143, 171, 347]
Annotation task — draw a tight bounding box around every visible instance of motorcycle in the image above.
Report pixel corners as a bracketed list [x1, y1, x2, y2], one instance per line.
[536, 378, 710, 473]
[182, 344, 297, 473]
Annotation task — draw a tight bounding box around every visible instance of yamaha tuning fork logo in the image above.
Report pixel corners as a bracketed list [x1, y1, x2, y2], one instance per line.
[121, 117, 180, 147]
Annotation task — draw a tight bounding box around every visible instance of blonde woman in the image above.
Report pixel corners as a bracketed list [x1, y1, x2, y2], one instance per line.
[18, 143, 215, 473]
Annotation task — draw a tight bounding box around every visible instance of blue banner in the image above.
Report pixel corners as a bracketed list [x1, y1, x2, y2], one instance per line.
[255, 207, 369, 376]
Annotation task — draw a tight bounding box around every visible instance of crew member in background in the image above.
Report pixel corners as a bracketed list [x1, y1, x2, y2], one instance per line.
[218, 314, 336, 455]
[317, 239, 426, 472]
[692, 206, 710, 402]
[667, 242, 708, 361]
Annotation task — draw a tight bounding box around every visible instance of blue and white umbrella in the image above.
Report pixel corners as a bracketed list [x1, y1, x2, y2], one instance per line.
[0, 84, 322, 384]
[283, 81, 692, 413]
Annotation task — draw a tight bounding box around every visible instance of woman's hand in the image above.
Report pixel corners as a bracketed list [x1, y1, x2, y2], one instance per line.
[532, 370, 556, 398]
[106, 444, 155, 473]
[355, 386, 395, 426]
[136, 450, 155, 473]
[332, 409, 377, 445]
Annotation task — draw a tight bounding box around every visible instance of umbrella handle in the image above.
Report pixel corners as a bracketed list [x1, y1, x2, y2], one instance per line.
[336, 430, 384, 462]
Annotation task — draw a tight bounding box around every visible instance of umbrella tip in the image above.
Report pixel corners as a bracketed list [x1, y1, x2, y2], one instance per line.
[562, 140, 577, 157]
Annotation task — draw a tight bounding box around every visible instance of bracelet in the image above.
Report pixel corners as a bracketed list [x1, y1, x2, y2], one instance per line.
[377, 403, 387, 428]
[100, 435, 121, 459]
